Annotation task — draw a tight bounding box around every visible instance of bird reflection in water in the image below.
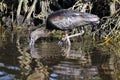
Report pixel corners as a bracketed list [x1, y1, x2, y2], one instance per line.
[30, 42, 91, 66]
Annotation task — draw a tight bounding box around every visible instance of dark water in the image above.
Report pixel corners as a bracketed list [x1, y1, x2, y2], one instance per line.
[0, 37, 119, 80]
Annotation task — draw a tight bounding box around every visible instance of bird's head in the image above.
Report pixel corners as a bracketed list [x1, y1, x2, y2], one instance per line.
[29, 27, 50, 51]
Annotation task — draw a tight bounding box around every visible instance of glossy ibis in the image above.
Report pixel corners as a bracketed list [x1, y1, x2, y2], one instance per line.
[29, 9, 99, 50]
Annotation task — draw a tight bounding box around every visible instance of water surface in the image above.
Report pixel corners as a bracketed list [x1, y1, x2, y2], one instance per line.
[0, 36, 119, 80]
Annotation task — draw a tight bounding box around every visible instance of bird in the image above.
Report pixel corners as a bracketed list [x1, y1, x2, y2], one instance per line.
[29, 9, 100, 52]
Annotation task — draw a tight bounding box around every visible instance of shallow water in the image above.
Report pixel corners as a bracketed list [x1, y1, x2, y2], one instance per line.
[0, 36, 119, 80]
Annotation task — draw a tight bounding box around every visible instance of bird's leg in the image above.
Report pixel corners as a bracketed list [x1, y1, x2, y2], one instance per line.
[65, 33, 71, 46]
[58, 31, 70, 47]
[67, 30, 84, 38]
[61, 44, 71, 58]
[58, 30, 84, 47]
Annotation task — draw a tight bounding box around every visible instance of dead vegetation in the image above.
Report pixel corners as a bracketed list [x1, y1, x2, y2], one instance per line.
[0, 0, 120, 80]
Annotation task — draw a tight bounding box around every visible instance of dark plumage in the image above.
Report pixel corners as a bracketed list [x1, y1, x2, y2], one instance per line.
[46, 9, 99, 30]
